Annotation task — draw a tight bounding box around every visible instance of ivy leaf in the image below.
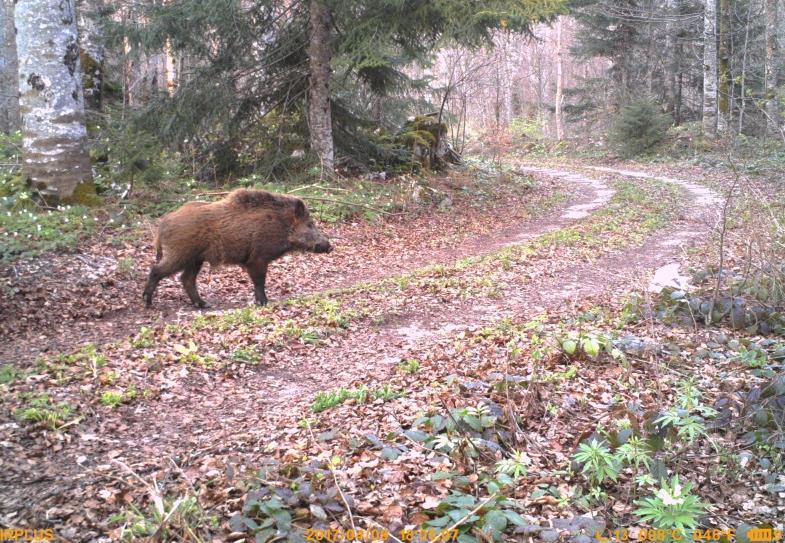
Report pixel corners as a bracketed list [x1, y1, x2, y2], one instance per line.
[381, 447, 401, 460]
[463, 415, 483, 431]
[562, 339, 578, 355]
[582, 337, 600, 358]
[309, 504, 328, 521]
[483, 509, 508, 533]
[404, 429, 429, 442]
[502, 510, 528, 526]
[426, 515, 451, 527]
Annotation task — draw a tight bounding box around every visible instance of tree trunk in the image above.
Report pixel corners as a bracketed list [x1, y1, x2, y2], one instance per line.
[0, 0, 21, 133]
[702, 0, 719, 136]
[737, 0, 753, 133]
[764, 0, 781, 135]
[16, 0, 93, 201]
[676, 54, 683, 126]
[554, 17, 564, 141]
[307, 0, 334, 176]
[717, 0, 730, 133]
[164, 39, 177, 96]
[76, 0, 105, 111]
[371, 94, 383, 124]
[644, 0, 655, 95]
[664, 0, 677, 113]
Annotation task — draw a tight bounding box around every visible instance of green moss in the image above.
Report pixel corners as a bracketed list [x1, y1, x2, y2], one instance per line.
[80, 50, 99, 87]
[407, 115, 446, 136]
[398, 130, 436, 148]
[65, 180, 100, 206]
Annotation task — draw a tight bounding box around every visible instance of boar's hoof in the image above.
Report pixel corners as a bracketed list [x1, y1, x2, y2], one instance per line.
[255, 297, 268, 306]
[194, 300, 207, 309]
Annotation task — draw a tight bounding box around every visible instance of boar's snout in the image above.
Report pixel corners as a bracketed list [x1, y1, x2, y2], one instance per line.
[289, 215, 332, 254]
[314, 240, 332, 253]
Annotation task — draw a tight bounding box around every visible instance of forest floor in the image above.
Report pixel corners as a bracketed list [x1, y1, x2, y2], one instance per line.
[0, 156, 783, 542]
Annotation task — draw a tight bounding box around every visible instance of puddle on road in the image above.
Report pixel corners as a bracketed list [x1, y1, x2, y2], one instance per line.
[649, 262, 690, 293]
[393, 322, 435, 343]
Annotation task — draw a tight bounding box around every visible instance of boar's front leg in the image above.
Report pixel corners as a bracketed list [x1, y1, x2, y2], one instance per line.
[246, 259, 269, 305]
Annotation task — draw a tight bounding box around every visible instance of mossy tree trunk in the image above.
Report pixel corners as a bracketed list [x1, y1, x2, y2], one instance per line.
[702, 0, 719, 137]
[15, 0, 94, 201]
[76, 0, 105, 111]
[0, 0, 21, 134]
[307, 0, 334, 176]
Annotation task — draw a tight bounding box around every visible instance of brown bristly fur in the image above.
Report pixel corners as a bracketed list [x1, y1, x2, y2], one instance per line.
[142, 189, 331, 308]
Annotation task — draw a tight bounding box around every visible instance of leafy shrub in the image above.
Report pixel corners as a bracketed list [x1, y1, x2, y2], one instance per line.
[610, 99, 672, 157]
[110, 493, 217, 541]
[635, 476, 706, 530]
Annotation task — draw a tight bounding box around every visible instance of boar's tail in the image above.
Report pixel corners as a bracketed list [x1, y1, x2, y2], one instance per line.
[154, 232, 162, 263]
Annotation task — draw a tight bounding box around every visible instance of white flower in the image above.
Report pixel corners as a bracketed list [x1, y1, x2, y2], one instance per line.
[656, 487, 685, 506]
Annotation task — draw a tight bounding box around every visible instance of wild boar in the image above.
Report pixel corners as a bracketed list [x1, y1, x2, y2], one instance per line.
[143, 189, 332, 308]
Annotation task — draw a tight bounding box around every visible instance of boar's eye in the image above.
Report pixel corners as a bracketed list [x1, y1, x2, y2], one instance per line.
[307, 220, 315, 227]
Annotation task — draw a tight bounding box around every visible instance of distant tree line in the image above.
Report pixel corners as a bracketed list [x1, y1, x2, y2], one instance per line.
[569, 0, 782, 138]
[0, 0, 564, 201]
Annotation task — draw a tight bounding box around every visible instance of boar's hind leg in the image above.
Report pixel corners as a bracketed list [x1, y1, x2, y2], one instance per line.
[246, 260, 269, 305]
[143, 258, 182, 308]
[181, 259, 206, 308]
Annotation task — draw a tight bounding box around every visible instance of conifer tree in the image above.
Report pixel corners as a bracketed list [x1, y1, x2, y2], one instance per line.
[111, 0, 565, 177]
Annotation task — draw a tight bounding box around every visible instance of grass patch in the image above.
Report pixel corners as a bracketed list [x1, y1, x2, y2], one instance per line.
[0, 204, 103, 262]
[0, 364, 23, 385]
[231, 345, 262, 364]
[15, 393, 76, 430]
[100, 385, 138, 407]
[311, 385, 403, 413]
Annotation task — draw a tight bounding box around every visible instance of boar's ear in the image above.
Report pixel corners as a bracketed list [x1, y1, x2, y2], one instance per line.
[293, 199, 307, 220]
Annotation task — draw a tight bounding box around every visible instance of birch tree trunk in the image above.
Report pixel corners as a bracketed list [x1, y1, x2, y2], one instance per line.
[16, 0, 93, 201]
[307, 0, 334, 176]
[0, 0, 21, 133]
[702, 0, 719, 136]
[164, 40, 178, 96]
[554, 17, 564, 141]
[717, 0, 730, 133]
[764, 0, 781, 134]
